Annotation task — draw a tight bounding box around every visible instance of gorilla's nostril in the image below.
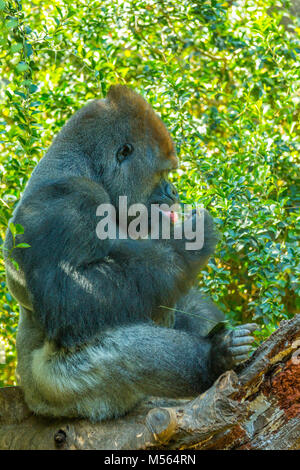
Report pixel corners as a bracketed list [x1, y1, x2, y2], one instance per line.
[172, 188, 179, 201]
[167, 186, 178, 201]
[166, 184, 179, 202]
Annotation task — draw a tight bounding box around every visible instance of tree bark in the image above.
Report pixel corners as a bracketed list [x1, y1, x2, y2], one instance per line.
[0, 315, 299, 450]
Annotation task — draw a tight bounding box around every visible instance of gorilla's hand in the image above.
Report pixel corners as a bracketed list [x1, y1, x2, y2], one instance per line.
[211, 323, 258, 372]
[170, 208, 219, 269]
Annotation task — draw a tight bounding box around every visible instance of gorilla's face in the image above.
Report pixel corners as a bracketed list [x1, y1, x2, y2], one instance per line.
[71, 86, 180, 215]
[100, 133, 180, 213]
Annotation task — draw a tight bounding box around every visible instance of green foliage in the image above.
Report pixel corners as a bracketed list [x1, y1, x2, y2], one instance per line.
[0, 0, 299, 386]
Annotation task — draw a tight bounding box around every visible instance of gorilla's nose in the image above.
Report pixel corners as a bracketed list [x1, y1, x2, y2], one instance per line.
[166, 183, 179, 204]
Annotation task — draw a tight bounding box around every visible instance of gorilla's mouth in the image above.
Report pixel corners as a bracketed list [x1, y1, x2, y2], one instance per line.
[165, 210, 178, 223]
[159, 208, 179, 224]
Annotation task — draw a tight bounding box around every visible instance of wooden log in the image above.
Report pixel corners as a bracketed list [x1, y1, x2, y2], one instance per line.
[0, 314, 299, 450]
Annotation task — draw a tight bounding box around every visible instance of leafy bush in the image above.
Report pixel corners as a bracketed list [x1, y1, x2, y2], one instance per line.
[0, 0, 299, 386]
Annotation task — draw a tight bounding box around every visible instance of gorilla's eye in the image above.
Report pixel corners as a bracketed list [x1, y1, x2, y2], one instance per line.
[116, 143, 134, 163]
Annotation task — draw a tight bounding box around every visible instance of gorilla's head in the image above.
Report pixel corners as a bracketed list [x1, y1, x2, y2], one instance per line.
[57, 85, 179, 213]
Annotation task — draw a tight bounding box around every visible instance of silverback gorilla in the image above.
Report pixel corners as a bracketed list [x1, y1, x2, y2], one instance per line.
[4, 86, 257, 421]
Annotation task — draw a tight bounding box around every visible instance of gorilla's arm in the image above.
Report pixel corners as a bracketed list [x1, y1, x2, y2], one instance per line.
[10, 177, 214, 348]
[174, 288, 225, 338]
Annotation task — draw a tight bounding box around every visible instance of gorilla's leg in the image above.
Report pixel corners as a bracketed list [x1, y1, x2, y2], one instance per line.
[174, 288, 258, 365]
[28, 323, 235, 422]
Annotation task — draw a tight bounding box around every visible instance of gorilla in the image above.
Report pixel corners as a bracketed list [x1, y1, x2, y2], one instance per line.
[4, 85, 257, 421]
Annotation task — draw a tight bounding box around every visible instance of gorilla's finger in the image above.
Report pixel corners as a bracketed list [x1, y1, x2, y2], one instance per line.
[233, 324, 259, 337]
[241, 323, 260, 332]
[232, 328, 255, 338]
[234, 354, 249, 363]
[232, 336, 254, 346]
[230, 345, 252, 356]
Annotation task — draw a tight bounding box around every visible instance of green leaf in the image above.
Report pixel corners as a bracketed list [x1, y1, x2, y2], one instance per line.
[11, 260, 19, 271]
[11, 43, 23, 53]
[6, 19, 18, 29]
[9, 222, 16, 237]
[24, 42, 33, 58]
[16, 62, 29, 73]
[14, 90, 27, 99]
[29, 84, 38, 94]
[15, 224, 24, 234]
